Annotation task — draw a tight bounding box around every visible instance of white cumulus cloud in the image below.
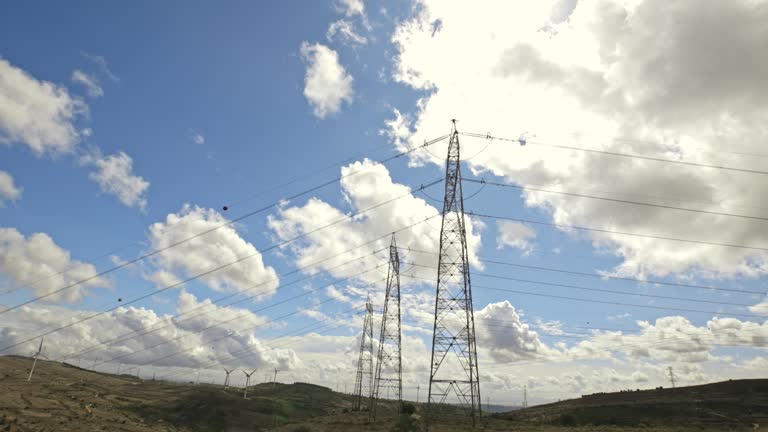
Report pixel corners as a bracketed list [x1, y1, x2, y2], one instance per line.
[84, 151, 150, 210]
[0, 170, 22, 205]
[147, 205, 280, 297]
[0, 227, 109, 302]
[300, 42, 354, 118]
[388, 0, 768, 280]
[0, 57, 87, 155]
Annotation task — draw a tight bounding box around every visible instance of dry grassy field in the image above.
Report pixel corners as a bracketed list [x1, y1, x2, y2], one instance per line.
[1, 356, 764, 432]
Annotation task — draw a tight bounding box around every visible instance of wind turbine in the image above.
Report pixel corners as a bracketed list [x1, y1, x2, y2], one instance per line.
[223, 368, 233, 390]
[242, 369, 257, 399]
[27, 337, 48, 382]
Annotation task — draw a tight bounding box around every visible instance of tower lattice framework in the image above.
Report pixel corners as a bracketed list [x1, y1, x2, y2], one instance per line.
[353, 298, 375, 411]
[427, 120, 481, 425]
[370, 234, 402, 419]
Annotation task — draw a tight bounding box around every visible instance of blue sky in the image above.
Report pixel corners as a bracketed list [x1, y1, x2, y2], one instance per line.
[1, 0, 767, 404]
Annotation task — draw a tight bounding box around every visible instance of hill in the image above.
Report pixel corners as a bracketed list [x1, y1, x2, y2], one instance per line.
[497, 379, 768, 429]
[2, 355, 766, 431]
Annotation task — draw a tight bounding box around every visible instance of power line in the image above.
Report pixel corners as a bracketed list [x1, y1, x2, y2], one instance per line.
[0, 180, 443, 352]
[59, 250, 388, 363]
[400, 274, 763, 319]
[460, 132, 768, 176]
[468, 211, 768, 253]
[91, 273, 388, 370]
[56, 217, 437, 362]
[398, 247, 766, 295]
[403, 262, 755, 307]
[463, 178, 768, 222]
[0, 134, 449, 302]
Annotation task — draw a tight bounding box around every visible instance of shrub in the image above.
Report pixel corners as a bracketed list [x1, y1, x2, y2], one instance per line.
[559, 413, 578, 427]
[401, 403, 416, 415]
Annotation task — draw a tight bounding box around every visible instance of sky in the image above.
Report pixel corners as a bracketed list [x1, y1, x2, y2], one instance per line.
[1, 0, 767, 406]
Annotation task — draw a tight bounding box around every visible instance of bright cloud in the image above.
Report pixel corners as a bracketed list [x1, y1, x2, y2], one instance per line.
[496, 220, 537, 253]
[85, 151, 150, 210]
[267, 159, 483, 286]
[0, 57, 87, 155]
[0, 291, 298, 370]
[71, 69, 103, 98]
[0, 227, 109, 302]
[147, 205, 279, 296]
[388, 0, 768, 280]
[0, 170, 22, 205]
[300, 42, 354, 118]
[327, 20, 368, 45]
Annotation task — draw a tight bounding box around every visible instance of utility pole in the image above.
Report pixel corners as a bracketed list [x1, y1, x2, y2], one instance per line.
[427, 120, 481, 428]
[223, 368, 233, 390]
[27, 337, 48, 382]
[242, 369, 257, 399]
[353, 298, 375, 411]
[370, 234, 403, 420]
[668, 367, 676, 388]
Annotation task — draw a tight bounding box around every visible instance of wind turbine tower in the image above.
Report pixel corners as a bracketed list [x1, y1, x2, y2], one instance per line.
[242, 369, 257, 399]
[27, 337, 48, 382]
[223, 368, 233, 390]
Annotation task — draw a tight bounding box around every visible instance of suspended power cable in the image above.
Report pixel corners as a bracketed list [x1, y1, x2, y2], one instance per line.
[398, 247, 765, 295]
[58, 249, 389, 363]
[400, 274, 763, 319]
[0, 179, 443, 352]
[57, 217, 436, 362]
[1, 134, 449, 301]
[90, 273, 388, 369]
[403, 262, 755, 307]
[464, 178, 768, 222]
[118, 288, 382, 372]
[468, 212, 768, 253]
[158, 305, 367, 382]
[460, 132, 768, 176]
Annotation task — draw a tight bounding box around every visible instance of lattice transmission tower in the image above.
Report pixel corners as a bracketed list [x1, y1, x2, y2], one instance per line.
[353, 298, 375, 411]
[427, 120, 482, 426]
[370, 234, 403, 419]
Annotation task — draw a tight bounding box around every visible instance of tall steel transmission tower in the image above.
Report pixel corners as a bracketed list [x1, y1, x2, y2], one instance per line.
[370, 234, 403, 419]
[427, 120, 481, 426]
[353, 298, 375, 411]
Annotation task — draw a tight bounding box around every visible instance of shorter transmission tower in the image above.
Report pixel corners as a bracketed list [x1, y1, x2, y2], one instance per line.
[27, 337, 48, 382]
[242, 369, 257, 399]
[370, 234, 403, 420]
[223, 368, 233, 390]
[273, 368, 280, 389]
[353, 298, 375, 411]
[668, 367, 676, 388]
[522, 385, 528, 408]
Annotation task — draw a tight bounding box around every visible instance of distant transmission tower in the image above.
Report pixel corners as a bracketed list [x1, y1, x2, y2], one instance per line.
[27, 337, 48, 382]
[353, 298, 375, 411]
[668, 366, 676, 388]
[427, 120, 481, 426]
[370, 234, 403, 420]
[523, 385, 528, 408]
